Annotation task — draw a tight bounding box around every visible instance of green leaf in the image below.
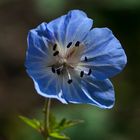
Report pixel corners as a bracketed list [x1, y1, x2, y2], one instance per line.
[54, 118, 84, 132]
[49, 132, 70, 140]
[62, 119, 84, 128]
[19, 115, 42, 132]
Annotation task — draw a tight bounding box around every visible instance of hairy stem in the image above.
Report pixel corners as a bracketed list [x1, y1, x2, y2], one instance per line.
[44, 98, 51, 140]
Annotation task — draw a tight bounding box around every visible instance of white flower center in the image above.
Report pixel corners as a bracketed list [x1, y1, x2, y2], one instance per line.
[48, 41, 91, 84]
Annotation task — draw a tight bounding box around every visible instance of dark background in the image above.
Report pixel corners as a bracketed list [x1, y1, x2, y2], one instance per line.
[0, 0, 140, 140]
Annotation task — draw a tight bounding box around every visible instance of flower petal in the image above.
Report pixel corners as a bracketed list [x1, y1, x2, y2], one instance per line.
[25, 29, 68, 102]
[64, 10, 93, 45]
[61, 75, 95, 104]
[26, 30, 49, 57]
[35, 22, 55, 43]
[81, 76, 115, 109]
[47, 10, 93, 46]
[47, 15, 66, 46]
[32, 73, 67, 103]
[25, 28, 58, 69]
[25, 30, 48, 75]
[26, 65, 67, 103]
[61, 73, 115, 109]
[83, 28, 127, 80]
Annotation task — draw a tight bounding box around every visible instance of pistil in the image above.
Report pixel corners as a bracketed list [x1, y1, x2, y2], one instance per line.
[50, 41, 88, 83]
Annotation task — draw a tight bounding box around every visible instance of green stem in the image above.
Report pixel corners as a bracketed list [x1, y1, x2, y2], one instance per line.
[44, 98, 51, 140]
[47, 99, 51, 131]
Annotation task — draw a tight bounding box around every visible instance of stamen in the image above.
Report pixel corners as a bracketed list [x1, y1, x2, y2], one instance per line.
[53, 51, 59, 56]
[85, 56, 88, 62]
[68, 79, 73, 84]
[88, 69, 92, 75]
[75, 41, 80, 46]
[56, 69, 61, 75]
[51, 67, 55, 73]
[67, 42, 72, 48]
[66, 68, 73, 84]
[80, 71, 84, 77]
[53, 44, 57, 51]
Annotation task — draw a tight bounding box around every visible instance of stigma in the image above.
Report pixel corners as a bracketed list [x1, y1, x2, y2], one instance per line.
[49, 41, 91, 84]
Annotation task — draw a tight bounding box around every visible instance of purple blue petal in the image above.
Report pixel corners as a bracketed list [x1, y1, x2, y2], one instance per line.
[83, 28, 127, 80]
[47, 10, 93, 46]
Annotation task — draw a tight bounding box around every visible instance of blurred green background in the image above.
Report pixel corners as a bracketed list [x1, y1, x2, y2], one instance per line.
[0, 0, 140, 140]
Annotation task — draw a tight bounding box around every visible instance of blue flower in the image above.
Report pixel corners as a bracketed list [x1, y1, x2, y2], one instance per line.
[25, 10, 127, 109]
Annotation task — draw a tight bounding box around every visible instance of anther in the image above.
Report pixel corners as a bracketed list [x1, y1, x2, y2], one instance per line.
[51, 67, 55, 73]
[75, 41, 80, 46]
[56, 69, 61, 75]
[68, 79, 73, 84]
[53, 51, 59, 56]
[67, 42, 72, 48]
[88, 69, 92, 75]
[53, 44, 57, 51]
[85, 56, 88, 62]
[80, 71, 84, 77]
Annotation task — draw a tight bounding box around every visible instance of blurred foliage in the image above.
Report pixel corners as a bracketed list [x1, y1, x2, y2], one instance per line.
[106, 0, 140, 9]
[0, 0, 140, 140]
[19, 112, 83, 140]
[9, 106, 114, 140]
[34, 0, 67, 17]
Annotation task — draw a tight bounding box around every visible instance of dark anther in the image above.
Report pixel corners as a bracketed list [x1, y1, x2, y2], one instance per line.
[53, 44, 57, 51]
[85, 56, 88, 62]
[88, 69, 92, 75]
[51, 67, 55, 73]
[75, 41, 80, 46]
[56, 69, 61, 75]
[53, 51, 59, 56]
[80, 71, 84, 77]
[68, 79, 73, 84]
[67, 42, 72, 48]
